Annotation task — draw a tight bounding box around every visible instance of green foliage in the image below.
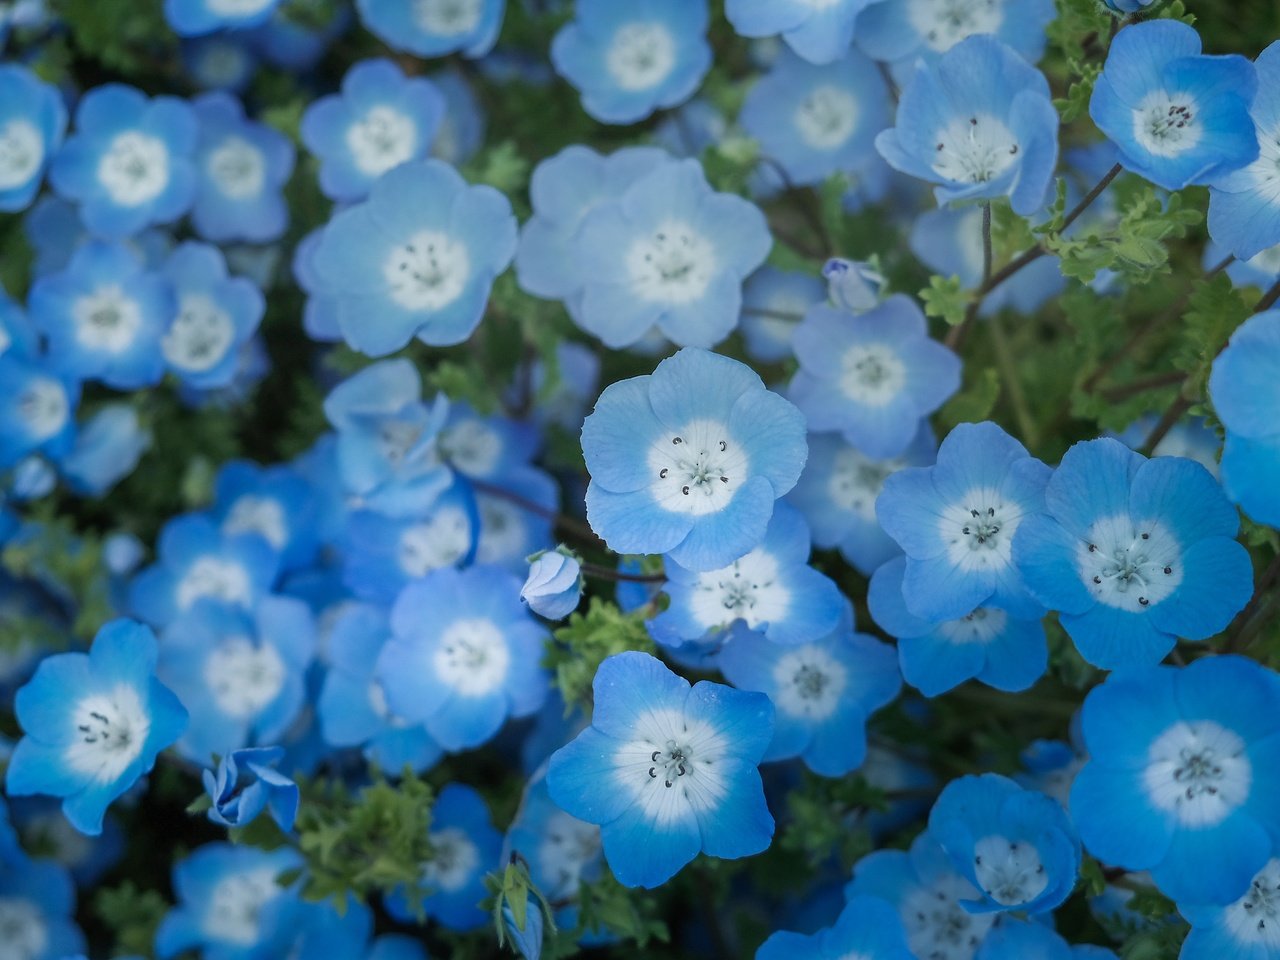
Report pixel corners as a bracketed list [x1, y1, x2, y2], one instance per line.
[547, 599, 657, 715]
[920, 274, 971, 327]
[94, 882, 169, 959]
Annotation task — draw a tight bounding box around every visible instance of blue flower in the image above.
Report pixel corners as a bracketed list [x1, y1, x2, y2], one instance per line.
[570, 159, 771, 348]
[547, 651, 775, 888]
[876, 421, 1051, 622]
[1070, 656, 1280, 904]
[5, 619, 187, 835]
[1090, 21, 1258, 192]
[854, 0, 1055, 66]
[0, 847, 86, 959]
[582, 347, 807, 572]
[650, 502, 845, 652]
[740, 49, 890, 187]
[0, 65, 66, 212]
[375, 565, 549, 751]
[928, 773, 1081, 914]
[758, 895, 914, 960]
[300, 59, 446, 203]
[1180, 858, 1280, 960]
[869, 555, 1048, 697]
[976, 921, 1118, 960]
[355, 0, 505, 60]
[56, 403, 151, 496]
[312, 159, 517, 355]
[1210, 311, 1280, 529]
[739, 266, 825, 363]
[789, 295, 961, 458]
[877, 35, 1058, 215]
[1013, 438, 1252, 669]
[165, 0, 281, 36]
[49, 84, 198, 239]
[551, 0, 711, 125]
[521, 548, 583, 620]
[726, 0, 885, 65]
[203, 746, 299, 832]
[28, 241, 171, 390]
[211, 459, 318, 574]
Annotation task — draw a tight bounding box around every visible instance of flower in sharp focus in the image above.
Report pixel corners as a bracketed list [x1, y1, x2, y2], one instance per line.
[203, 746, 299, 832]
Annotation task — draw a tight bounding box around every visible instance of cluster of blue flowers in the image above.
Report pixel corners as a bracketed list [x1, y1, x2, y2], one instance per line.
[1, 0, 1280, 958]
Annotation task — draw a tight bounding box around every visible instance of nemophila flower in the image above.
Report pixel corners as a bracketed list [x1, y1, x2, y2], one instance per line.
[551, 0, 711, 125]
[854, 0, 1054, 65]
[547, 652, 775, 888]
[57, 403, 151, 497]
[789, 295, 960, 458]
[165, 0, 281, 36]
[1070, 656, 1280, 904]
[789, 425, 935, 577]
[521, 549, 582, 620]
[1181, 858, 1280, 960]
[49, 84, 197, 239]
[1013, 438, 1252, 669]
[570, 159, 771, 348]
[386, 783, 502, 932]
[759, 895, 913, 960]
[0, 356, 76, 471]
[154, 843, 303, 960]
[375, 565, 549, 752]
[318, 603, 444, 774]
[312, 159, 517, 356]
[976, 922, 1117, 960]
[355, 0, 504, 60]
[1090, 21, 1258, 192]
[27, 241, 171, 390]
[0, 851, 86, 959]
[869, 555, 1048, 697]
[5, 620, 187, 835]
[740, 49, 889, 188]
[210, 459, 318, 574]
[718, 613, 900, 776]
[739, 266, 824, 364]
[203, 746, 298, 832]
[301, 59, 445, 203]
[0, 65, 66, 212]
[929, 773, 1081, 914]
[129, 513, 279, 627]
[876, 35, 1057, 216]
[473, 467, 560, 570]
[649, 502, 845, 652]
[1211, 311, 1280, 529]
[582, 348, 807, 572]
[876, 420, 1050, 622]
[726, 0, 887, 65]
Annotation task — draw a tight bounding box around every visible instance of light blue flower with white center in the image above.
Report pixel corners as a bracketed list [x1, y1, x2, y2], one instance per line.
[1211, 311, 1280, 530]
[1113, 414, 1220, 479]
[27, 241, 171, 390]
[211, 459, 318, 574]
[877, 420, 1050, 622]
[570, 159, 771, 348]
[472, 466, 560, 571]
[789, 295, 961, 458]
[56, 403, 151, 497]
[355, 0, 505, 60]
[521, 548, 582, 621]
[758, 895, 913, 960]
[929, 773, 1081, 915]
[49, 84, 197, 239]
[1181, 858, 1280, 960]
[5, 620, 187, 836]
[854, 0, 1054, 66]
[739, 266, 825, 364]
[551, 0, 711, 125]
[547, 651, 775, 889]
[154, 843, 303, 960]
[129, 513, 279, 627]
[312, 159, 517, 356]
[1070, 656, 1280, 905]
[301, 59, 445, 204]
[0, 354, 78, 472]
[876, 35, 1058, 216]
[1013, 438, 1252, 670]
[976, 922, 1117, 960]
[741, 48, 890, 188]
[317, 603, 444, 774]
[869, 555, 1047, 697]
[726, 0, 887, 65]
[0, 65, 66, 212]
[1090, 20, 1258, 193]
[375, 565, 549, 752]
[582, 348, 807, 572]
[0, 848, 86, 960]
[165, 0, 281, 36]
[203, 746, 298, 832]
[650, 502, 845, 654]
[788, 424, 935, 577]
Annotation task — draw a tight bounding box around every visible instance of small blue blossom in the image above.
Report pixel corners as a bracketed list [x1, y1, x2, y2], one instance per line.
[739, 266, 825, 363]
[1013, 438, 1252, 670]
[976, 922, 1117, 960]
[203, 746, 299, 832]
[582, 347, 807, 572]
[1180, 858, 1280, 960]
[876, 35, 1058, 216]
[854, 0, 1055, 66]
[5, 620, 187, 835]
[521, 548, 582, 620]
[1090, 20, 1258, 192]
[165, 0, 281, 36]
[0, 64, 66, 212]
[758, 895, 913, 960]
[547, 651, 775, 888]
[551, 0, 711, 125]
[726, 0, 886, 65]
[355, 0, 505, 60]
[57, 403, 151, 496]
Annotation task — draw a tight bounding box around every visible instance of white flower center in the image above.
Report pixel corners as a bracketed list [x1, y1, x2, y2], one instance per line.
[1134, 91, 1202, 158]
[383, 230, 470, 312]
[537, 811, 601, 900]
[163, 293, 236, 373]
[424, 828, 480, 891]
[0, 898, 49, 960]
[646, 419, 748, 518]
[829, 448, 900, 522]
[433, 618, 509, 695]
[177, 556, 253, 610]
[1225, 860, 1280, 950]
[73, 285, 143, 353]
[0, 118, 42, 189]
[606, 22, 676, 92]
[688, 549, 790, 632]
[1143, 720, 1251, 827]
[397, 507, 471, 577]
[936, 606, 1008, 644]
[795, 85, 858, 151]
[222, 496, 288, 550]
[972, 835, 1048, 906]
[63, 685, 150, 783]
[939, 487, 1022, 573]
[98, 131, 169, 206]
[413, 0, 483, 35]
[346, 105, 417, 177]
[204, 636, 287, 719]
[203, 868, 281, 947]
[440, 420, 502, 476]
[838, 343, 906, 407]
[1076, 516, 1182, 613]
[15, 378, 69, 440]
[907, 0, 1003, 52]
[206, 136, 266, 200]
[627, 221, 716, 304]
[900, 871, 994, 960]
[770, 646, 848, 721]
[932, 114, 1020, 185]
